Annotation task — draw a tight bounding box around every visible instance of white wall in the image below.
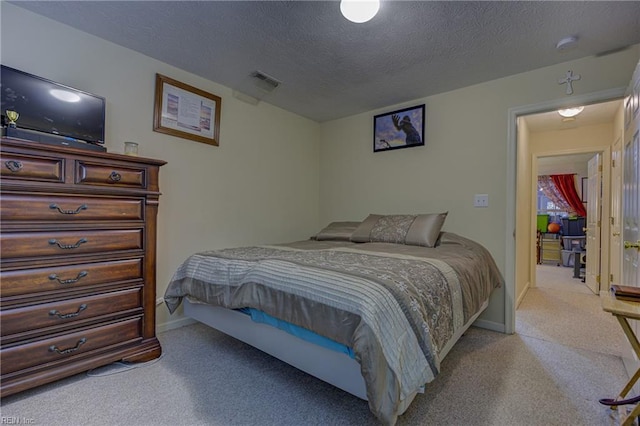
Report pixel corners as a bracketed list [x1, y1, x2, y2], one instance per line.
[320, 47, 640, 329]
[534, 125, 614, 202]
[1, 3, 321, 329]
[530, 123, 614, 153]
[537, 158, 589, 177]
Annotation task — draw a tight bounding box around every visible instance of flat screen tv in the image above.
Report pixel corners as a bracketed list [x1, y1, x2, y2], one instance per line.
[1, 65, 105, 145]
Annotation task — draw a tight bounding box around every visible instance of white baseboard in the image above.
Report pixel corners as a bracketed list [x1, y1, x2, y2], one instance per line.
[516, 280, 531, 309]
[473, 318, 506, 333]
[156, 315, 197, 334]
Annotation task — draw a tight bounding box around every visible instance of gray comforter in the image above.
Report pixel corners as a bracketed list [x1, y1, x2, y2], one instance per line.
[164, 232, 503, 425]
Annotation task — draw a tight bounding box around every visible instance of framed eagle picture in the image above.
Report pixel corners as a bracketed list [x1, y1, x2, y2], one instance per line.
[373, 104, 425, 152]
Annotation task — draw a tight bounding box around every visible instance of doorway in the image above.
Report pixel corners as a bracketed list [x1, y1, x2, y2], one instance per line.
[504, 88, 627, 334]
[534, 151, 596, 292]
[520, 100, 621, 296]
[516, 101, 620, 305]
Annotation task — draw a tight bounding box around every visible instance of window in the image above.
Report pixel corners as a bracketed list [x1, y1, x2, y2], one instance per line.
[537, 187, 568, 216]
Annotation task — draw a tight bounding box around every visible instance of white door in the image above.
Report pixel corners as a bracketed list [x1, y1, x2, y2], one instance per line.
[585, 154, 602, 293]
[610, 135, 623, 285]
[623, 59, 640, 289]
[622, 60, 640, 356]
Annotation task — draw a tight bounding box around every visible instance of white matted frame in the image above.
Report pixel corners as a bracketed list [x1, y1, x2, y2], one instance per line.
[153, 73, 222, 146]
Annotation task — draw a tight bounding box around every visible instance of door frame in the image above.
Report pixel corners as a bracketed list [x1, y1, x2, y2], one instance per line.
[530, 147, 609, 293]
[610, 134, 624, 287]
[505, 87, 626, 334]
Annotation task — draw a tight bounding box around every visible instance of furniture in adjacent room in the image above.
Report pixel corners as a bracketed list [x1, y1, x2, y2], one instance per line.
[536, 214, 550, 234]
[559, 217, 587, 271]
[573, 250, 587, 281]
[540, 233, 561, 266]
[561, 217, 586, 237]
[0, 137, 166, 397]
[600, 291, 640, 425]
[561, 235, 586, 266]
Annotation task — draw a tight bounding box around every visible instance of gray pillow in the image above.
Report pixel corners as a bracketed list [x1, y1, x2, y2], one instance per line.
[312, 221, 362, 241]
[350, 212, 448, 247]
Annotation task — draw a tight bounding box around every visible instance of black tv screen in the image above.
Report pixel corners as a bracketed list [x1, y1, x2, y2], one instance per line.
[1, 65, 105, 144]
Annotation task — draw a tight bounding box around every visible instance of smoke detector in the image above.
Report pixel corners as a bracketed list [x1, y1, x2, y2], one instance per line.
[556, 36, 579, 51]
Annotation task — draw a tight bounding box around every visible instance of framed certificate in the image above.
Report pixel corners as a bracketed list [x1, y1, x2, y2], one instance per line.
[153, 73, 221, 146]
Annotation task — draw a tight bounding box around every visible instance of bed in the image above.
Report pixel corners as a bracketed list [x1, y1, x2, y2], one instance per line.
[164, 214, 503, 425]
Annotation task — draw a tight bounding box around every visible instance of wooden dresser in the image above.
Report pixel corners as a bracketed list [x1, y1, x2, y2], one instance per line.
[0, 137, 166, 397]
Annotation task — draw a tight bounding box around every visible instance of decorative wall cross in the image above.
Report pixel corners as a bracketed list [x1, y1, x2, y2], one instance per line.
[558, 70, 581, 95]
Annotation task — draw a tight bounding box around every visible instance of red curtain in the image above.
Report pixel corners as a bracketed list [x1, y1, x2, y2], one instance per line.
[550, 174, 587, 217]
[538, 175, 572, 212]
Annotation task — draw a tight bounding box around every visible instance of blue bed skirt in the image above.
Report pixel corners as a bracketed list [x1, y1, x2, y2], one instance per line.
[238, 308, 356, 359]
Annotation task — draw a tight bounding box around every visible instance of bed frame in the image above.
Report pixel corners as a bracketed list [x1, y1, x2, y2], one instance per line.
[183, 298, 489, 413]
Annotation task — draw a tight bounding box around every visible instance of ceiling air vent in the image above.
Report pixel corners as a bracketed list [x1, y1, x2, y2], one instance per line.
[251, 71, 281, 93]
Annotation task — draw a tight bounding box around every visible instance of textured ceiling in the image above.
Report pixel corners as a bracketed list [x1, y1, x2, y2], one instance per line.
[10, 1, 640, 122]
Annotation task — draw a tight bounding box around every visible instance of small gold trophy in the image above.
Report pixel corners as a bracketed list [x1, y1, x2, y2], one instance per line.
[5, 110, 19, 128]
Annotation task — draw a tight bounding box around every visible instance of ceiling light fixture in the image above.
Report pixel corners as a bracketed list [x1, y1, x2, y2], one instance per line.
[557, 106, 584, 118]
[340, 0, 380, 23]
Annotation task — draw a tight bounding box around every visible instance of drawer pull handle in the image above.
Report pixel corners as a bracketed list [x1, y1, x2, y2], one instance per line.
[4, 160, 23, 172]
[624, 240, 640, 250]
[48, 238, 88, 250]
[49, 304, 88, 319]
[49, 203, 88, 215]
[48, 270, 88, 285]
[49, 338, 87, 355]
[108, 171, 122, 182]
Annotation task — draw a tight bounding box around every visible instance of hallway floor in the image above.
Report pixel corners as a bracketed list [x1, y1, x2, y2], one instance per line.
[516, 263, 626, 357]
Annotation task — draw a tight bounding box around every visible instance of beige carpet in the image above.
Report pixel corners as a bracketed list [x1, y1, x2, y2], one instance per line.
[535, 263, 591, 294]
[517, 264, 627, 357]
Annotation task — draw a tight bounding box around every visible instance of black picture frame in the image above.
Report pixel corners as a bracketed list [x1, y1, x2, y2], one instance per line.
[373, 104, 425, 152]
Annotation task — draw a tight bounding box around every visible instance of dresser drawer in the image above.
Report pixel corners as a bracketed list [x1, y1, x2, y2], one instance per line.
[76, 161, 145, 188]
[1, 153, 64, 183]
[1, 258, 143, 299]
[1, 288, 143, 338]
[1, 194, 144, 222]
[1, 317, 142, 375]
[1, 229, 143, 260]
